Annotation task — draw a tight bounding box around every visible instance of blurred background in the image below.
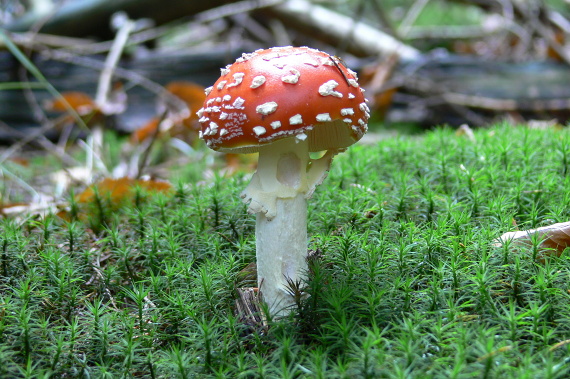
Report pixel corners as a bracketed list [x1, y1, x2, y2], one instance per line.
[2, 0, 570, 143]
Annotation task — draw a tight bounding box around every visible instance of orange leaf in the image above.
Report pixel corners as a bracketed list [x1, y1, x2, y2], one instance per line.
[165, 81, 206, 137]
[130, 118, 160, 143]
[165, 81, 206, 120]
[359, 54, 399, 119]
[131, 81, 206, 143]
[45, 91, 96, 115]
[76, 177, 173, 207]
[8, 157, 29, 167]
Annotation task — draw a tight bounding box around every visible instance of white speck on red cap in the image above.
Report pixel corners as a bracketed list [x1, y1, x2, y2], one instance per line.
[253, 126, 266, 136]
[289, 114, 303, 125]
[359, 103, 370, 113]
[318, 80, 343, 98]
[227, 72, 245, 88]
[304, 59, 319, 67]
[282, 69, 300, 84]
[256, 101, 278, 115]
[250, 75, 266, 89]
[347, 68, 358, 79]
[316, 113, 332, 122]
[233, 97, 245, 109]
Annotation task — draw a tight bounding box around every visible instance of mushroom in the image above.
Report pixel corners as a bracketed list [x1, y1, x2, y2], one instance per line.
[197, 46, 369, 315]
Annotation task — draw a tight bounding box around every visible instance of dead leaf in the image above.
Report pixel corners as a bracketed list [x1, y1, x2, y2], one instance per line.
[44, 84, 126, 131]
[359, 54, 399, 118]
[494, 221, 570, 258]
[455, 124, 476, 142]
[130, 81, 206, 143]
[546, 29, 566, 63]
[0, 201, 32, 216]
[8, 157, 30, 167]
[526, 119, 561, 130]
[76, 177, 173, 208]
[44, 91, 103, 130]
[56, 177, 173, 222]
[0, 198, 60, 218]
[44, 91, 96, 115]
[130, 118, 161, 143]
[53, 177, 172, 228]
[165, 81, 206, 124]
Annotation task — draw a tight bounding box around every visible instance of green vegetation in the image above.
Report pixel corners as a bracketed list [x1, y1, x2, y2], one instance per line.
[2, 124, 570, 377]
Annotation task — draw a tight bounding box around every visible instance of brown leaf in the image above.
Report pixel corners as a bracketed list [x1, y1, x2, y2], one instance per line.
[8, 157, 30, 167]
[130, 81, 206, 144]
[76, 177, 173, 208]
[58, 177, 173, 227]
[359, 54, 399, 118]
[165, 81, 206, 121]
[44, 91, 104, 130]
[0, 202, 31, 216]
[130, 118, 161, 143]
[494, 221, 570, 258]
[44, 91, 97, 115]
[455, 124, 476, 142]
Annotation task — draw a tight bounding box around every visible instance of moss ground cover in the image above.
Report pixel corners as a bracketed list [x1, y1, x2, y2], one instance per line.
[1, 124, 570, 378]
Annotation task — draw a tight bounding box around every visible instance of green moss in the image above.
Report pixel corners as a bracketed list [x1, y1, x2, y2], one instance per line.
[1, 125, 570, 377]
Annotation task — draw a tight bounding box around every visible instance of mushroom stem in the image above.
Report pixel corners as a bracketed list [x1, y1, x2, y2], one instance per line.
[240, 138, 309, 315]
[240, 137, 336, 315]
[256, 193, 307, 315]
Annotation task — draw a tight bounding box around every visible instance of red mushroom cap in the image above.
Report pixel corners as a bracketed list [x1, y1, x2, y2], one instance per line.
[197, 46, 370, 153]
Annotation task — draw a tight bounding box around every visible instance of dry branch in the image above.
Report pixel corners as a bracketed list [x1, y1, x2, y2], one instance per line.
[5, 0, 229, 38]
[260, 0, 421, 59]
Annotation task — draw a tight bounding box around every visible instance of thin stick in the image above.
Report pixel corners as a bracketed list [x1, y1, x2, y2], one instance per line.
[398, 0, 430, 38]
[91, 16, 135, 160]
[0, 119, 79, 166]
[0, 30, 88, 131]
[135, 111, 167, 179]
[24, 45, 187, 114]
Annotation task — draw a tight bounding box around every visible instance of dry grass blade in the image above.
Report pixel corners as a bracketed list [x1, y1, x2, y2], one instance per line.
[234, 287, 268, 334]
[476, 346, 513, 362]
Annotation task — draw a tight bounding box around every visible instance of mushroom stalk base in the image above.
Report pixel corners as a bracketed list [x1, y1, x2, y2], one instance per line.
[256, 194, 307, 315]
